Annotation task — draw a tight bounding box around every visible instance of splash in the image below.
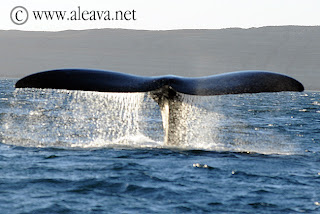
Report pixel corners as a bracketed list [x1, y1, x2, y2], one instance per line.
[157, 93, 225, 150]
[0, 88, 300, 154]
[1, 88, 150, 148]
[152, 93, 297, 155]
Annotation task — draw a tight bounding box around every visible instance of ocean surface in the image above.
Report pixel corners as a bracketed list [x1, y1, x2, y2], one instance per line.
[0, 79, 319, 213]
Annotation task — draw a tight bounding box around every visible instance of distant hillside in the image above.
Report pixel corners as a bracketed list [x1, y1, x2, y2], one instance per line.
[0, 26, 319, 90]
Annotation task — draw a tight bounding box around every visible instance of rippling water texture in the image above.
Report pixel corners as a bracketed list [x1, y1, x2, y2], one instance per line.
[0, 79, 319, 213]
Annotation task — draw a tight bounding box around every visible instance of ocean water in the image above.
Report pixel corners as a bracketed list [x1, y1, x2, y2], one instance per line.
[0, 79, 319, 213]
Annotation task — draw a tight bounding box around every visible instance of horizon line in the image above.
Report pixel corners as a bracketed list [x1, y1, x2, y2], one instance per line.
[2, 25, 320, 33]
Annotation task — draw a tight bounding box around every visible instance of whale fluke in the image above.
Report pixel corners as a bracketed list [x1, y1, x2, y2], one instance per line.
[16, 69, 304, 95]
[15, 69, 304, 144]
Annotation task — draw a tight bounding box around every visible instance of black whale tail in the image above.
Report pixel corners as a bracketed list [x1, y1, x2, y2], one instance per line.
[15, 69, 304, 144]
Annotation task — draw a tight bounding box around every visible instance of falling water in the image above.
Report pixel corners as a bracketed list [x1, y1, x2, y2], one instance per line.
[1, 88, 154, 148]
[0, 87, 300, 154]
[154, 92, 225, 150]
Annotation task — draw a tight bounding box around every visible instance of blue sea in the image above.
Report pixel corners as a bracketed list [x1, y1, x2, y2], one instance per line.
[0, 79, 319, 213]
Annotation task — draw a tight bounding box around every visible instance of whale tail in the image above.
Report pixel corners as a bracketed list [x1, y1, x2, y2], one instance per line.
[149, 86, 182, 144]
[15, 69, 304, 144]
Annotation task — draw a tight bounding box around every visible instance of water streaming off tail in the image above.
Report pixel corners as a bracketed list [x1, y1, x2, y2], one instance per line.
[159, 93, 225, 150]
[153, 93, 297, 154]
[0, 88, 299, 154]
[1, 89, 157, 148]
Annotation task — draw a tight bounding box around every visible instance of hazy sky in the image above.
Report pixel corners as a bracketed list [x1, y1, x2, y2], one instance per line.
[2, 0, 320, 31]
